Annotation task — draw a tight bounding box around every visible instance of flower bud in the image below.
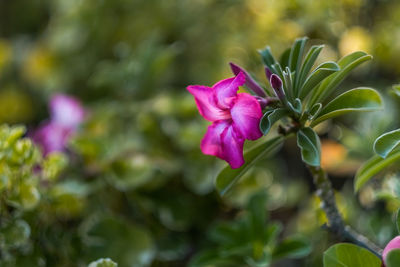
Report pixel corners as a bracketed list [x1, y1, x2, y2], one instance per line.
[229, 62, 266, 97]
[265, 67, 273, 80]
[270, 74, 282, 90]
[383, 236, 400, 265]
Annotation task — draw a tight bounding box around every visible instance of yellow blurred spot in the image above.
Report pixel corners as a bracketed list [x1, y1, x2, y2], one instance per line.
[23, 45, 55, 85]
[339, 27, 372, 56]
[0, 88, 34, 123]
[0, 39, 12, 74]
[321, 140, 347, 170]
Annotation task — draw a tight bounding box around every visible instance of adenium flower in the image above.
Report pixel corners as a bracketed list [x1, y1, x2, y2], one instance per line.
[187, 72, 263, 169]
[382, 236, 400, 266]
[32, 94, 85, 155]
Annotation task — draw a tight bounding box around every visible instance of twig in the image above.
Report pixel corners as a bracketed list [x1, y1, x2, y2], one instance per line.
[307, 165, 383, 258]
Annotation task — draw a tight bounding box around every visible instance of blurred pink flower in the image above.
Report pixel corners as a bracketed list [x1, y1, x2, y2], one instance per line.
[382, 236, 400, 266]
[50, 94, 85, 129]
[32, 94, 85, 156]
[187, 72, 262, 169]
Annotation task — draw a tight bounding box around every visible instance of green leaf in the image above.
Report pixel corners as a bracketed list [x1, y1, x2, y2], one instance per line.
[386, 250, 400, 267]
[297, 45, 324, 90]
[310, 88, 383, 127]
[88, 258, 118, 267]
[272, 236, 311, 260]
[374, 129, 400, 158]
[280, 48, 291, 68]
[289, 38, 307, 71]
[299, 61, 340, 99]
[259, 46, 277, 69]
[323, 243, 381, 267]
[260, 108, 290, 135]
[287, 98, 302, 114]
[289, 37, 308, 95]
[309, 51, 373, 107]
[247, 192, 268, 243]
[283, 66, 294, 98]
[297, 127, 321, 167]
[354, 150, 400, 192]
[216, 136, 284, 196]
[308, 103, 322, 120]
[396, 208, 400, 234]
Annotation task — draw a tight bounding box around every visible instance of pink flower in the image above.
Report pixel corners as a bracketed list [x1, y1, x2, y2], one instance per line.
[382, 236, 400, 266]
[187, 72, 263, 169]
[32, 122, 72, 155]
[50, 94, 85, 129]
[32, 94, 85, 156]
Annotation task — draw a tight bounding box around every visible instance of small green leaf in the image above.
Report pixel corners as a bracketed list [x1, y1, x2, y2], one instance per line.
[288, 98, 302, 114]
[309, 51, 373, 106]
[354, 151, 400, 192]
[297, 45, 324, 90]
[216, 136, 284, 196]
[396, 208, 400, 234]
[308, 103, 322, 120]
[323, 243, 381, 267]
[297, 127, 321, 167]
[88, 258, 118, 267]
[259, 46, 277, 69]
[260, 108, 290, 135]
[272, 236, 311, 260]
[299, 61, 340, 99]
[392, 84, 400, 97]
[310, 88, 383, 127]
[374, 129, 400, 158]
[386, 250, 400, 267]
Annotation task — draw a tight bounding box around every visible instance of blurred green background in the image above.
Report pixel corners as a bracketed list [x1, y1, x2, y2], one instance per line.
[1, 0, 400, 266]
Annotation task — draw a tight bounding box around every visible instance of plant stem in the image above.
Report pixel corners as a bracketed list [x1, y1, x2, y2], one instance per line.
[307, 165, 383, 258]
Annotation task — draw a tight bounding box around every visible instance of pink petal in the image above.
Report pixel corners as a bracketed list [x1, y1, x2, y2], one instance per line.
[230, 93, 263, 140]
[50, 94, 85, 129]
[213, 72, 246, 109]
[220, 124, 245, 169]
[31, 122, 72, 155]
[383, 236, 400, 264]
[187, 85, 230, 122]
[201, 120, 245, 169]
[200, 120, 230, 157]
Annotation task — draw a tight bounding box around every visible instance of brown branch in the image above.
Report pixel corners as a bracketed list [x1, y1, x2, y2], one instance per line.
[307, 165, 383, 258]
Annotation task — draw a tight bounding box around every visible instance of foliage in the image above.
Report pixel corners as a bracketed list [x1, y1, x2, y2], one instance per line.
[2, 0, 400, 267]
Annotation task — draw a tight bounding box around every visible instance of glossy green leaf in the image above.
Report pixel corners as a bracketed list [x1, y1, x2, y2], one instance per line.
[259, 46, 277, 69]
[310, 88, 382, 127]
[299, 61, 340, 99]
[297, 45, 324, 90]
[374, 129, 400, 158]
[216, 136, 284, 196]
[323, 243, 381, 267]
[272, 236, 311, 260]
[259, 108, 290, 135]
[309, 51, 373, 107]
[354, 150, 400, 192]
[297, 127, 321, 167]
[396, 208, 400, 234]
[387, 250, 400, 267]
